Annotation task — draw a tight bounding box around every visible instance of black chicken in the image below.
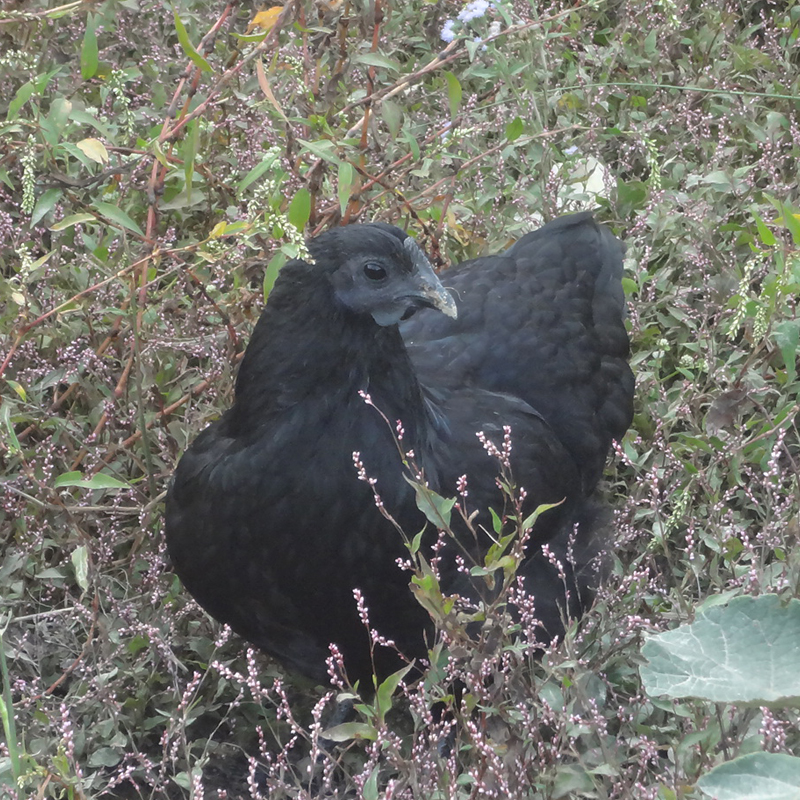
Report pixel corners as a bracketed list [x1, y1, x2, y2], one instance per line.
[165, 213, 633, 686]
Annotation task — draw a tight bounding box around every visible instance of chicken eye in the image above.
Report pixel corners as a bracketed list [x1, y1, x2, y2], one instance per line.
[363, 262, 387, 281]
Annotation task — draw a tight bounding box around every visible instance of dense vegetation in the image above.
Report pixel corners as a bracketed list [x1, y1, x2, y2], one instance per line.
[1, 0, 799, 797]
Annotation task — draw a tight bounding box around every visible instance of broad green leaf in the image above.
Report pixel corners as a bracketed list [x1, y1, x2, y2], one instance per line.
[444, 71, 462, 119]
[696, 752, 800, 800]
[641, 594, 800, 706]
[30, 188, 63, 228]
[338, 161, 355, 216]
[354, 52, 400, 73]
[320, 721, 376, 742]
[773, 319, 799, 383]
[782, 209, 800, 245]
[7, 81, 35, 121]
[375, 663, 413, 724]
[81, 15, 99, 79]
[70, 109, 113, 139]
[92, 202, 144, 235]
[362, 765, 379, 800]
[288, 188, 311, 231]
[505, 116, 524, 141]
[381, 99, 402, 139]
[752, 210, 776, 247]
[48, 98, 72, 139]
[405, 477, 455, 528]
[87, 747, 121, 768]
[50, 213, 96, 231]
[172, 7, 212, 73]
[55, 471, 129, 490]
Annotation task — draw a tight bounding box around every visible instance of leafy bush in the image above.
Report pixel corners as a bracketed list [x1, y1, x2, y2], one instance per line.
[1, 0, 799, 798]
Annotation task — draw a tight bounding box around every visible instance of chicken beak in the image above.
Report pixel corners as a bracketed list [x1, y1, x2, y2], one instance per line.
[404, 237, 458, 319]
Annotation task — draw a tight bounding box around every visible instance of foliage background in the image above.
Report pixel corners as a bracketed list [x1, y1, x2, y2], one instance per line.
[1, 0, 799, 797]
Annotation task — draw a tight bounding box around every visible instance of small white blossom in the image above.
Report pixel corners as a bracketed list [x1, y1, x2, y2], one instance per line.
[441, 19, 456, 42]
[458, 0, 491, 23]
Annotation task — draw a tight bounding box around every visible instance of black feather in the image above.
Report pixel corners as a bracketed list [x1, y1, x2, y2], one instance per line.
[165, 215, 633, 686]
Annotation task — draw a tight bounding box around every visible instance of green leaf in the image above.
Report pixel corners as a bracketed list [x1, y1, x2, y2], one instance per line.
[405, 477, 456, 528]
[752, 210, 776, 247]
[7, 81, 35, 121]
[54, 471, 129, 490]
[70, 109, 114, 139]
[354, 52, 400, 73]
[71, 545, 90, 593]
[184, 119, 199, 201]
[784, 212, 800, 245]
[402, 128, 420, 161]
[338, 161, 355, 216]
[696, 752, 800, 800]
[520, 500, 562, 531]
[319, 721, 376, 742]
[238, 150, 281, 193]
[773, 319, 799, 383]
[641, 594, 800, 705]
[288, 188, 311, 231]
[0, 403, 21, 455]
[92, 202, 144, 235]
[50, 213, 96, 231]
[381, 99, 403, 139]
[375, 663, 413, 724]
[30, 188, 63, 228]
[263, 251, 287, 300]
[616, 177, 648, 214]
[362, 765, 380, 800]
[230, 30, 270, 43]
[296, 138, 341, 165]
[5, 380, 27, 402]
[172, 6, 212, 73]
[87, 747, 121, 768]
[81, 14, 99, 79]
[505, 116, 524, 141]
[444, 72, 462, 120]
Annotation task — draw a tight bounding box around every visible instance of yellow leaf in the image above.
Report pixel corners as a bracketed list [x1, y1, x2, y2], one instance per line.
[247, 6, 282, 33]
[76, 137, 109, 165]
[255, 58, 287, 120]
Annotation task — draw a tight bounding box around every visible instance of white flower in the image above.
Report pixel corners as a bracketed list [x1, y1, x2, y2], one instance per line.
[458, 0, 490, 23]
[440, 19, 456, 42]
